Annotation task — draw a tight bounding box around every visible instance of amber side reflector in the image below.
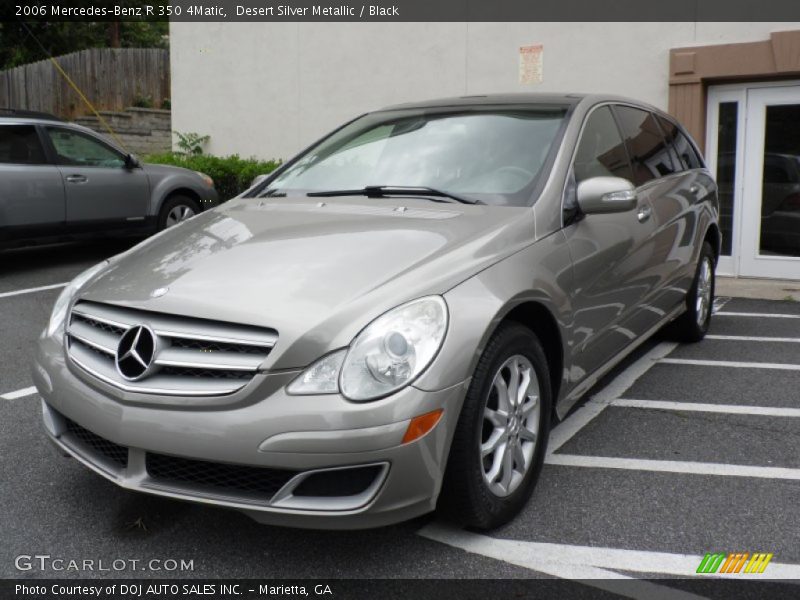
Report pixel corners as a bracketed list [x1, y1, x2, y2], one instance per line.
[402, 409, 444, 444]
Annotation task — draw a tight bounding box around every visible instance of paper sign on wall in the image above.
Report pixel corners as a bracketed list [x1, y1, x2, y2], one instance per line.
[519, 44, 543, 85]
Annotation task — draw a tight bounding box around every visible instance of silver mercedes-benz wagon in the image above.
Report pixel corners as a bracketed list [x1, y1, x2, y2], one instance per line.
[33, 94, 719, 529]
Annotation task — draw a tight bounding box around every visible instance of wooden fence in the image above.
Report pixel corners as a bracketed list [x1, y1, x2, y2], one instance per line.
[0, 48, 170, 119]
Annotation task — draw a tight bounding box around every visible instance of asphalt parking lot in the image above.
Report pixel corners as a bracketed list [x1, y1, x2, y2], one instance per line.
[1, 240, 799, 595]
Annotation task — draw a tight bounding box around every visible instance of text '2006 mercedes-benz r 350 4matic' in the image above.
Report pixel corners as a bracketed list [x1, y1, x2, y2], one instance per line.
[34, 94, 720, 530]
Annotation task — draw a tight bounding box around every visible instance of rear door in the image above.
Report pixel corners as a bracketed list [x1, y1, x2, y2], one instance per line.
[563, 105, 658, 379]
[650, 112, 715, 317]
[43, 126, 149, 229]
[0, 124, 65, 241]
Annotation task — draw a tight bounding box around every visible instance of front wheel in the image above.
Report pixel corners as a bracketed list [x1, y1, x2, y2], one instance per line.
[157, 195, 200, 231]
[668, 241, 715, 343]
[438, 323, 551, 530]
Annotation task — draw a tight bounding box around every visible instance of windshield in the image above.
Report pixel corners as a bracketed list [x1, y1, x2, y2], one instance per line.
[259, 106, 569, 206]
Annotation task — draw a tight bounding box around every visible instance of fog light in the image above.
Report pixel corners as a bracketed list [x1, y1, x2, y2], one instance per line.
[401, 409, 443, 444]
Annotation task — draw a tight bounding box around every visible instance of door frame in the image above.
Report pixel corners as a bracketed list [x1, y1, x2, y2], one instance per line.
[706, 80, 800, 279]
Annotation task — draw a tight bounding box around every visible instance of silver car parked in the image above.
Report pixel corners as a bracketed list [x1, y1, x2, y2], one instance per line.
[34, 94, 719, 529]
[0, 110, 218, 248]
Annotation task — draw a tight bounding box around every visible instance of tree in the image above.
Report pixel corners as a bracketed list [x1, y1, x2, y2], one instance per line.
[0, 18, 168, 70]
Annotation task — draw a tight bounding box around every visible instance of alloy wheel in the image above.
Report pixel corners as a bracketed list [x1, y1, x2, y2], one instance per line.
[165, 205, 196, 227]
[695, 257, 713, 327]
[480, 354, 541, 497]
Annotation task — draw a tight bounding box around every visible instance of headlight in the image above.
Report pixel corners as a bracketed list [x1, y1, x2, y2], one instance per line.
[287, 297, 448, 401]
[341, 296, 448, 401]
[195, 171, 214, 187]
[46, 261, 108, 339]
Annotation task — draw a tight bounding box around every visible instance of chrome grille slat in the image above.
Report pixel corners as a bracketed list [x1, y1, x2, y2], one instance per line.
[68, 342, 249, 396]
[67, 319, 118, 355]
[66, 301, 277, 398]
[155, 347, 264, 371]
[72, 301, 277, 347]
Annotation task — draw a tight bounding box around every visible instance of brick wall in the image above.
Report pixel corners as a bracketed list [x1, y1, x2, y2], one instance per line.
[73, 107, 171, 156]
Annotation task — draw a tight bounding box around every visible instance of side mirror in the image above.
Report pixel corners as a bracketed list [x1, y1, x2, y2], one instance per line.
[577, 176, 637, 214]
[250, 174, 269, 189]
[124, 153, 141, 169]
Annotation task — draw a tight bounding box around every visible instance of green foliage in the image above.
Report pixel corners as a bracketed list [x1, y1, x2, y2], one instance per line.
[132, 94, 154, 109]
[145, 153, 282, 200]
[173, 131, 210, 155]
[160, 98, 171, 110]
[0, 4, 169, 70]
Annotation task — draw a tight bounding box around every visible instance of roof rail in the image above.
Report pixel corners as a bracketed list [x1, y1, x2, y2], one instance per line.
[0, 108, 64, 121]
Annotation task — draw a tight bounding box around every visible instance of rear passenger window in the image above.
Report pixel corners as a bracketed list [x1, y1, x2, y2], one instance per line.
[673, 129, 704, 170]
[614, 106, 676, 185]
[573, 106, 634, 184]
[655, 115, 686, 171]
[0, 125, 46, 165]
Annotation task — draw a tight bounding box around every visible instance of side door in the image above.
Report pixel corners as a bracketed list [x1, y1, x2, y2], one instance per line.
[562, 105, 658, 379]
[0, 123, 65, 241]
[611, 105, 685, 335]
[42, 126, 149, 229]
[650, 114, 716, 312]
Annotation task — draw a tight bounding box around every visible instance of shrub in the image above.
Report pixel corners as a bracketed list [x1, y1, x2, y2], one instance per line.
[132, 94, 154, 109]
[144, 153, 282, 200]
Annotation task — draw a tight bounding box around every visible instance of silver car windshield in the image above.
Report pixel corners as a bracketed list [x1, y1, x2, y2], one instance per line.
[262, 107, 569, 206]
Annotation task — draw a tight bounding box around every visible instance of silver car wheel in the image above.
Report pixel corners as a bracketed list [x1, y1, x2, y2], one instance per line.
[165, 205, 196, 227]
[695, 256, 713, 327]
[480, 354, 541, 498]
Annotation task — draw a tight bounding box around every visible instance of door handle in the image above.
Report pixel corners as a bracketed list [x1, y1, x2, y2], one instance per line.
[65, 174, 88, 183]
[637, 205, 652, 223]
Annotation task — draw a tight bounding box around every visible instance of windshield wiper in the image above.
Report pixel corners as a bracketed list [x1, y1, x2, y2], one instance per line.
[306, 186, 482, 205]
[256, 187, 287, 198]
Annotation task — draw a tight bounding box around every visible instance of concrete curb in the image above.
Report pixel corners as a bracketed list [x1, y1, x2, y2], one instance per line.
[717, 276, 800, 302]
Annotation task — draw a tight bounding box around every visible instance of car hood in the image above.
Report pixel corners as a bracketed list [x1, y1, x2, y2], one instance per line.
[80, 196, 535, 369]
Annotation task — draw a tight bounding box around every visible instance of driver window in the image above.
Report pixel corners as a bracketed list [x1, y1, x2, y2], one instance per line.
[45, 127, 125, 168]
[573, 106, 634, 184]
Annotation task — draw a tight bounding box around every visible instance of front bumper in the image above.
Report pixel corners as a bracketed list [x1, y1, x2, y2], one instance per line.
[33, 334, 467, 529]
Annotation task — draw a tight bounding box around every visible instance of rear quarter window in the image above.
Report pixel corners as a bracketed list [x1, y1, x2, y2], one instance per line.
[0, 125, 46, 165]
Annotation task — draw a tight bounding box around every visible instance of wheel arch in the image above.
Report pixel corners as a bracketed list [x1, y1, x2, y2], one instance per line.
[157, 187, 202, 214]
[494, 300, 565, 419]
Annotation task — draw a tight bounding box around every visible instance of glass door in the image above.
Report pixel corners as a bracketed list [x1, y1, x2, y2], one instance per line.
[706, 87, 746, 276]
[741, 85, 800, 279]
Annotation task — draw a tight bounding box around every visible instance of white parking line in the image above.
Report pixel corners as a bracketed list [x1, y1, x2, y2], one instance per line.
[545, 454, 800, 480]
[659, 358, 800, 371]
[419, 522, 800, 582]
[0, 282, 66, 299]
[716, 311, 800, 319]
[549, 342, 677, 453]
[706, 334, 800, 343]
[611, 398, 800, 418]
[0, 386, 37, 400]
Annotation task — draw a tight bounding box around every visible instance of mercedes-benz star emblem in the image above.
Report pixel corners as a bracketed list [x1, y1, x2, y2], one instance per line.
[116, 325, 156, 381]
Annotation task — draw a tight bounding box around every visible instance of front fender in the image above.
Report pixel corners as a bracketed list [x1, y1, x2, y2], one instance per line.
[146, 168, 220, 215]
[414, 231, 574, 401]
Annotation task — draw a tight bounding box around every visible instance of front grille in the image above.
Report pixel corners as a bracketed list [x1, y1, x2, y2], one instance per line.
[64, 418, 129, 468]
[66, 301, 278, 397]
[145, 453, 297, 500]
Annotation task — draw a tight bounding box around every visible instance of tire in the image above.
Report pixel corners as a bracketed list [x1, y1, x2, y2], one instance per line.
[157, 195, 201, 231]
[438, 323, 552, 530]
[668, 241, 715, 343]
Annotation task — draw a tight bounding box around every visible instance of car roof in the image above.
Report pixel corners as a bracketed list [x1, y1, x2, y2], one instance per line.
[378, 93, 587, 112]
[375, 93, 672, 118]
